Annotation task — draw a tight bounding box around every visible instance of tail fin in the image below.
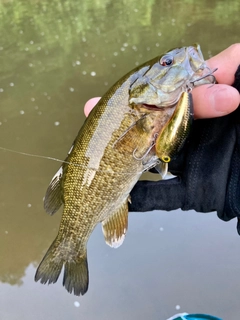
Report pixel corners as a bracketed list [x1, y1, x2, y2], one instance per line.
[35, 238, 89, 296]
[63, 257, 88, 296]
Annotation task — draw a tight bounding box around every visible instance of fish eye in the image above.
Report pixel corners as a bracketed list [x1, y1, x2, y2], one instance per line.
[160, 55, 173, 67]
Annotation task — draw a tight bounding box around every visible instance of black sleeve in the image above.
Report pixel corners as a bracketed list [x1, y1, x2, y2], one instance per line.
[130, 66, 240, 233]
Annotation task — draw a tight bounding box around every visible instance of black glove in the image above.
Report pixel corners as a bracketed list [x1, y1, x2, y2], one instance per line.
[129, 65, 240, 234]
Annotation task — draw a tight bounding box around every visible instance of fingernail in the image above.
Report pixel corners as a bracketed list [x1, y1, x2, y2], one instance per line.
[211, 86, 239, 115]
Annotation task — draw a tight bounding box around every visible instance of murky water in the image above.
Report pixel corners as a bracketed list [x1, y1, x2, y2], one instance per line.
[0, 1, 240, 319]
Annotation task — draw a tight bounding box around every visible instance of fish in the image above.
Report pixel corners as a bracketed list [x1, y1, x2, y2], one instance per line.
[35, 44, 216, 296]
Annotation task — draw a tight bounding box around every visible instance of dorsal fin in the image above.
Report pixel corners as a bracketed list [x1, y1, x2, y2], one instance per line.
[102, 198, 129, 248]
[44, 166, 63, 215]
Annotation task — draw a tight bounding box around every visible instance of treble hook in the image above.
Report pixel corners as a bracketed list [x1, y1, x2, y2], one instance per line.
[190, 67, 218, 87]
[112, 113, 147, 149]
[132, 133, 158, 161]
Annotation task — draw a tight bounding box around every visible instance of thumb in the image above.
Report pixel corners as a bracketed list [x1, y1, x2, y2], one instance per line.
[84, 97, 101, 116]
[192, 84, 239, 119]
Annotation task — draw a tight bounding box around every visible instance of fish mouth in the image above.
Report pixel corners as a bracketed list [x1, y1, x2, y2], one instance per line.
[142, 103, 175, 111]
[142, 103, 164, 111]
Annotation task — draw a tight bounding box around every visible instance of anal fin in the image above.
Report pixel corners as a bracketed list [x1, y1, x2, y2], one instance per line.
[102, 198, 129, 248]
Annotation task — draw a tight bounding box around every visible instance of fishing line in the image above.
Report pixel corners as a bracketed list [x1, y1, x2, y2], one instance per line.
[0, 146, 71, 164]
[0, 146, 152, 175]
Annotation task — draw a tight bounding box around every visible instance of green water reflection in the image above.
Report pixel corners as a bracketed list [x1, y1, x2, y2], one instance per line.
[0, 0, 240, 319]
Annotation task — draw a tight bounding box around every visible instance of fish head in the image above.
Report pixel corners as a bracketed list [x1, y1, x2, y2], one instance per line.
[129, 44, 216, 108]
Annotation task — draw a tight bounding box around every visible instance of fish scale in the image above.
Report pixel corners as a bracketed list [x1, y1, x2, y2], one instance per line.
[35, 44, 216, 296]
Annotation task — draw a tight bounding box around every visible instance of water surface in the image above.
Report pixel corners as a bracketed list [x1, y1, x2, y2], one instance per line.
[0, 1, 240, 319]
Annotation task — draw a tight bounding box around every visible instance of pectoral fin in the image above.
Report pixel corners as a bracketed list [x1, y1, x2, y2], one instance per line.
[102, 198, 129, 248]
[44, 166, 64, 215]
[155, 162, 168, 179]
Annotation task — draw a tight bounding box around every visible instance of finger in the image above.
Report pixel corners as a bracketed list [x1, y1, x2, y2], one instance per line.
[84, 97, 101, 116]
[207, 43, 240, 85]
[192, 84, 240, 119]
[85, 86, 240, 119]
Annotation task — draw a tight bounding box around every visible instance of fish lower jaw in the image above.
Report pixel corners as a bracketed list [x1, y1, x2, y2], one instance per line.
[142, 100, 177, 110]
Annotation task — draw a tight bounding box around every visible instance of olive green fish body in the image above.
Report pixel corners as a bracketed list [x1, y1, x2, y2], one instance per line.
[35, 65, 168, 295]
[35, 44, 216, 296]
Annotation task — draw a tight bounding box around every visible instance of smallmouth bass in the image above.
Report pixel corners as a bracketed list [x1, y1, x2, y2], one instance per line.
[35, 44, 216, 295]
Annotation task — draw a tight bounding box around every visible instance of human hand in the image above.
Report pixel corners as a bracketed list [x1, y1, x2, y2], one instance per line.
[84, 44, 240, 234]
[129, 48, 240, 235]
[84, 44, 240, 118]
